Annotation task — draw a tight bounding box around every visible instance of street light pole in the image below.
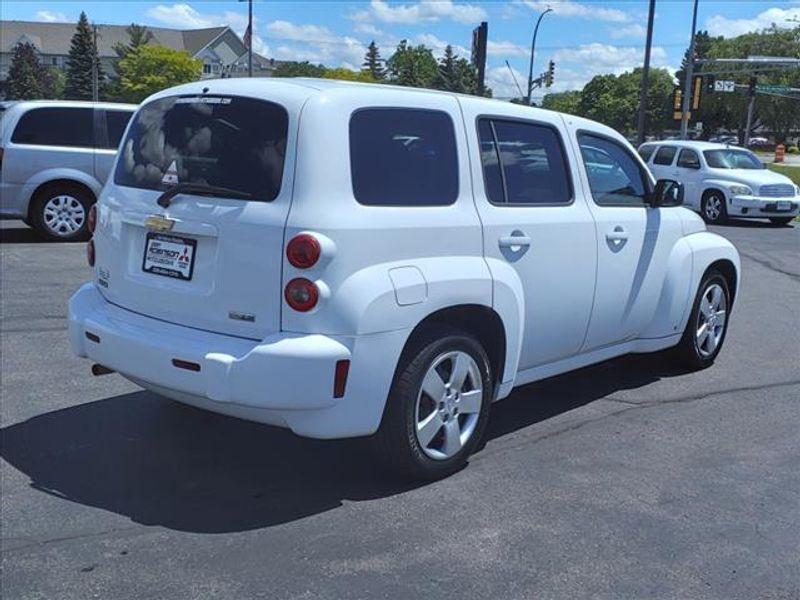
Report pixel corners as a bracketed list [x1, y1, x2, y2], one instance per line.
[636, 0, 656, 146]
[679, 0, 700, 139]
[526, 8, 552, 105]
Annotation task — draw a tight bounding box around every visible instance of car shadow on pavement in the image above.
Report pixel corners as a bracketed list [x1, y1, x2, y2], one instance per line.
[1, 352, 688, 534]
[717, 218, 795, 229]
[0, 225, 55, 244]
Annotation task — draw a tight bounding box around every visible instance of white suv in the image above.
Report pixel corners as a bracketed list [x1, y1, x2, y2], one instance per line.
[69, 79, 740, 479]
[639, 140, 799, 225]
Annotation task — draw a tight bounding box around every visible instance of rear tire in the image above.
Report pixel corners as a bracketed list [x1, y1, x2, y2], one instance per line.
[30, 183, 93, 242]
[701, 191, 728, 224]
[672, 269, 731, 370]
[377, 327, 492, 480]
[769, 217, 794, 226]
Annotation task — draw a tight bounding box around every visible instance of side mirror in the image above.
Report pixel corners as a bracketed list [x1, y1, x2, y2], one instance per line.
[650, 179, 684, 208]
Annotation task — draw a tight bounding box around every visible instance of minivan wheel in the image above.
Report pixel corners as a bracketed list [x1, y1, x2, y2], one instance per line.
[31, 184, 93, 242]
[701, 191, 727, 224]
[672, 269, 731, 370]
[377, 327, 492, 480]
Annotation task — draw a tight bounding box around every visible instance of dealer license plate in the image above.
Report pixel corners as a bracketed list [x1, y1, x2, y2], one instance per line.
[776, 201, 791, 211]
[142, 233, 197, 280]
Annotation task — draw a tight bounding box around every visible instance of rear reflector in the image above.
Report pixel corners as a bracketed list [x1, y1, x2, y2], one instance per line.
[333, 359, 350, 398]
[172, 358, 201, 372]
[87, 239, 95, 267]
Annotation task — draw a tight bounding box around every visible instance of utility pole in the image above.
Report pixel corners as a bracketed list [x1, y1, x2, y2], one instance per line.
[636, 0, 656, 145]
[248, 0, 253, 77]
[92, 23, 99, 102]
[744, 76, 756, 146]
[679, 0, 700, 139]
[526, 8, 552, 105]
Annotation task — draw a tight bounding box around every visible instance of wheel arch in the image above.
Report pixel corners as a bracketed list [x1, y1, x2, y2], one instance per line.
[27, 178, 98, 222]
[705, 258, 738, 308]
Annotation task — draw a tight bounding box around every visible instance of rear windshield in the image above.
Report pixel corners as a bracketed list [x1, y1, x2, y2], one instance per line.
[115, 95, 288, 201]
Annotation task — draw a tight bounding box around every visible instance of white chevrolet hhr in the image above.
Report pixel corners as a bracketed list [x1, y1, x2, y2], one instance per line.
[639, 140, 799, 225]
[70, 79, 740, 479]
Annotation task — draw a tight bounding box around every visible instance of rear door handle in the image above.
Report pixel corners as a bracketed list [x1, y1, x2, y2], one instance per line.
[605, 226, 628, 241]
[499, 235, 531, 248]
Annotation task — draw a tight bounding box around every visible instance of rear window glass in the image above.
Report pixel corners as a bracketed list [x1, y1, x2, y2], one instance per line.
[11, 107, 94, 147]
[103, 110, 133, 150]
[350, 108, 458, 206]
[638, 145, 656, 162]
[115, 96, 288, 202]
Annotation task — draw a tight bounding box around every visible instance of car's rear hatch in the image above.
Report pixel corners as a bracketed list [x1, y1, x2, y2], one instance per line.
[96, 86, 308, 339]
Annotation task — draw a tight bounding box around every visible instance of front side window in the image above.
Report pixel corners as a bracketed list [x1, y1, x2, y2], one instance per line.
[477, 118, 571, 205]
[578, 133, 648, 207]
[677, 148, 701, 169]
[11, 107, 94, 148]
[653, 146, 677, 165]
[703, 149, 763, 170]
[115, 95, 288, 202]
[103, 110, 134, 150]
[350, 108, 458, 206]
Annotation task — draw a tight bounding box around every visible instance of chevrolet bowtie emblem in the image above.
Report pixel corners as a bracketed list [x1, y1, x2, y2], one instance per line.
[145, 214, 175, 232]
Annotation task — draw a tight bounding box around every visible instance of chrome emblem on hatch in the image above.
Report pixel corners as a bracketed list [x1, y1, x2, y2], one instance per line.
[229, 311, 256, 323]
[145, 214, 175, 232]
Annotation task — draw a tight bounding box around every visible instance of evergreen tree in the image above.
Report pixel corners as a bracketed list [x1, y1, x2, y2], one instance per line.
[65, 12, 104, 100]
[434, 45, 477, 94]
[5, 42, 54, 100]
[361, 41, 385, 80]
[386, 40, 438, 88]
[113, 23, 153, 59]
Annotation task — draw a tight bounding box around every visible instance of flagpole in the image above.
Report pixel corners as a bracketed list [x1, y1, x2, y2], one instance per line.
[248, 0, 253, 77]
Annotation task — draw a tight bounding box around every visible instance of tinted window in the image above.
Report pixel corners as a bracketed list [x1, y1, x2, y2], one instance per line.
[104, 110, 133, 150]
[653, 145, 677, 165]
[350, 108, 458, 206]
[638, 145, 656, 162]
[478, 118, 571, 205]
[677, 148, 700, 169]
[578, 134, 647, 207]
[11, 107, 94, 147]
[115, 96, 288, 202]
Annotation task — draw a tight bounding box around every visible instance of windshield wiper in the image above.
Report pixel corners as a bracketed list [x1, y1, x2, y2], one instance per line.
[156, 182, 253, 208]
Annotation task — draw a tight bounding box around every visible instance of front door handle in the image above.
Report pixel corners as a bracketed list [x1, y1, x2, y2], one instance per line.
[605, 226, 628, 242]
[499, 234, 531, 248]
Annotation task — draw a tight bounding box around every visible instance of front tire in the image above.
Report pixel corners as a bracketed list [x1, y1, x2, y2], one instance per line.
[769, 216, 794, 226]
[672, 269, 731, 370]
[701, 191, 728, 224]
[377, 327, 492, 480]
[30, 183, 93, 242]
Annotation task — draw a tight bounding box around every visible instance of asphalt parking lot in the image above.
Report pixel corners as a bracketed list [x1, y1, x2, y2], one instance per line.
[1, 218, 798, 599]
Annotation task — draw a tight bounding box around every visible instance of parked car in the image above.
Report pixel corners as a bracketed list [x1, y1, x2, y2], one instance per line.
[69, 79, 740, 479]
[0, 100, 136, 241]
[638, 140, 799, 225]
[709, 135, 738, 145]
[747, 136, 770, 148]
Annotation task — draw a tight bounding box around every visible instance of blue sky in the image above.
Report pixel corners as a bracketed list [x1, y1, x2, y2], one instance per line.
[4, 1, 798, 99]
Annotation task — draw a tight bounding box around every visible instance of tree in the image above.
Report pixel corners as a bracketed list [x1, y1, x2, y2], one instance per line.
[542, 90, 582, 115]
[386, 40, 438, 88]
[64, 11, 104, 100]
[117, 45, 201, 103]
[362, 41, 385, 80]
[273, 61, 327, 78]
[5, 42, 55, 100]
[323, 67, 376, 83]
[113, 23, 153, 59]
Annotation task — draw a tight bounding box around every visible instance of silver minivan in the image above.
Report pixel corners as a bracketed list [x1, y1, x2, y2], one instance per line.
[0, 100, 136, 241]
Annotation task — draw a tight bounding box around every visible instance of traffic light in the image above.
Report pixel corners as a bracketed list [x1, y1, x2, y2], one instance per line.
[545, 60, 555, 87]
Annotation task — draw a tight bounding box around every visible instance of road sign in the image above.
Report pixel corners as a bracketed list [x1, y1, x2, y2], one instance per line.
[757, 84, 791, 93]
[714, 80, 735, 93]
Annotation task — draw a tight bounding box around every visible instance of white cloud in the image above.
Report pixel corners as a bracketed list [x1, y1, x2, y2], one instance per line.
[352, 0, 486, 25]
[487, 39, 529, 58]
[412, 33, 469, 57]
[609, 24, 647, 40]
[353, 23, 386, 37]
[146, 3, 268, 55]
[518, 0, 631, 23]
[267, 21, 367, 67]
[34, 10, 68, 23]
[706, 6, 800, 37]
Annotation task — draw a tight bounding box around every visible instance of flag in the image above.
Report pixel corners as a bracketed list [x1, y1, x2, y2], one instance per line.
[243, 23, 252, 50]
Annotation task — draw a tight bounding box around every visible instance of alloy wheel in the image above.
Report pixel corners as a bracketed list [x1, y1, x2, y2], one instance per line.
[704, 195, 722, 221]
[695, 282, 727, 358]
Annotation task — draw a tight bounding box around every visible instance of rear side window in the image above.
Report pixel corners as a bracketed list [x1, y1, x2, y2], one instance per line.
[115, 96, 288, 202]
[477, 118, 571, 205]
[349, 108, 458, 206]
[638, 145, 656, 162]
[677, 148, 701, 169]
[103, 110, 133, 150]
[653, 146, 677, 165]
[11, 107, 94, 147]
[578, 133, 648, 207]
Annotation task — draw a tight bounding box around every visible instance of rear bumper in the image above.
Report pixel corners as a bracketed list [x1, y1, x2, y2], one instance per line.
[729, 194, 799, 217]
[68, 283, 407, 439]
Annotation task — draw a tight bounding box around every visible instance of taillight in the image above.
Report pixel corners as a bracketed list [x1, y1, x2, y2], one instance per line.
[284, 278, 318, 312]
[286, 234, 321, 269]
[87, 239, 95, 267]
[87, 204, 97, 234]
